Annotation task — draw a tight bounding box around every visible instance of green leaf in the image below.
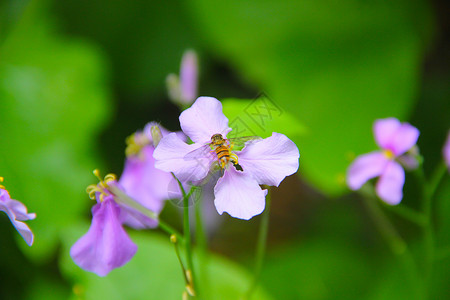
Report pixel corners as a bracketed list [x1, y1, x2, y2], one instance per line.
[189, 0, 434, 194]
[222, 97, 306, 140]
[0, 2, 110, 261]
[60, 223, 273, 300]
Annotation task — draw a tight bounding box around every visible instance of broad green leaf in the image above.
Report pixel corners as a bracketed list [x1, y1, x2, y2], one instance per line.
[222, 97, 306, 140]
[0, 1, 110, 261]
[189, 0, 434, 194]
[60, 223, 273, 300]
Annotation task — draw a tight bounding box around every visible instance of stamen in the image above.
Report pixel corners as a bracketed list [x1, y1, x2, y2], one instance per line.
[383, 150, 395, 160]
[0, 177, 5, 189]
[86, 169, 118, 202]
[125, 133, 150, 157]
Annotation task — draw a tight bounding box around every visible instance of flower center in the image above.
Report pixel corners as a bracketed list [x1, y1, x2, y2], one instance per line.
[383, 149, 395, 160]
[86, 169, 117, 202]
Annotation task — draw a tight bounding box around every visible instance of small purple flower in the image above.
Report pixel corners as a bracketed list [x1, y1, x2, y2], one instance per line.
[119, 122, 181, 228]
[0, 177, 36, 246]
[444, 130, 450, 171]
[166, 50, 199, 105]
[71, 171, 156, 276]
[153, 97, 300, 220]
[347, 118, 420, 205]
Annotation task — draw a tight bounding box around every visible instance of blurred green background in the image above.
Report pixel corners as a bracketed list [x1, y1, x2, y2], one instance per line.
[0, 0, 449, 299]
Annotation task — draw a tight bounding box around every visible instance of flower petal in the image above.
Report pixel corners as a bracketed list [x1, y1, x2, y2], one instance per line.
[236, 133, 299, 187]
[120, 146, 175, 214]
[374, 118, 419, 155]
[0, 200, 35, 246]
[374, 118, 401, 149]
[118, 204, 158, 229]
[180, 50, 198, 103]
[389, 124, 420, 156]
[179, 97, 231, 144]
[70, 199, 137, 276]
[0, 190, 35, 246]
[153, 132, 213, 182]
[4, 198, 36, 221]
[376, 161, 405, 205]
[347, 151, 389, 190]
[214, 167, 267, 220]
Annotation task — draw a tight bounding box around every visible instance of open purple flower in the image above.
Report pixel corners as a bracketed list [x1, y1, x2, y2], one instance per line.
[444, 131, 450, 171]
[166, 50, 198, 106]
[119, 122, 181, 228]
[0, 177, 36, 246]
[71, 171, 157, 276]
[153, 97, 300, 220]
[347, 118, 420, 205]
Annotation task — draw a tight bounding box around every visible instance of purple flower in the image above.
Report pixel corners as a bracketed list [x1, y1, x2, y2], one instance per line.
[347, 118, 420, 205]
[153, 97, 300, 220]
[166, 50, 199, 105]
[0, 178, 36, 246]
[71, 171, 156, 276]
[444, 131, 450, 171]
[119, 122, 181, 228]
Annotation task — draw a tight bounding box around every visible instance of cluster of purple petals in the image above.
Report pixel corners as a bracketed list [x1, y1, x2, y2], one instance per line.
[70, 123, 178, 276]
[153, 97, 300, 220]
[347, 118, 420, 204]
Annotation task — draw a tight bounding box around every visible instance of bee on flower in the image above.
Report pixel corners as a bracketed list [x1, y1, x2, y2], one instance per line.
[153, 97, 300, 220]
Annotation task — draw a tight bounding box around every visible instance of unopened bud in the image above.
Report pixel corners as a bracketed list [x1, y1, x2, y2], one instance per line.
[170, 234, 177, 244]
[166, 73, 181, 102]
[182, 291, 188, 300]
[180, 50, 198, 104]
[185, 284, 195, 297]
[151, 125, 163, 147]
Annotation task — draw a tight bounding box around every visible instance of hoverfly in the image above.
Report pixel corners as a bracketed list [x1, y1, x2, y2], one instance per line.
[184, 134, 262, 173]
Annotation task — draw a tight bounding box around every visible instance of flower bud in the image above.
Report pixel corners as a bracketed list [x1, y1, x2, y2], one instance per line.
[151, 125, 163, 147]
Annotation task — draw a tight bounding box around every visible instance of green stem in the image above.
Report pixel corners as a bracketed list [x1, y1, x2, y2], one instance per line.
[173, 174, 196, 298]
[381, 203, 427, 227]
[245, 189, 271, 300]
[194, 188, 209, 299]
[413, 162, 447, 292]
[359, 187, 424, 298]
[414, 167, 434, 287]
[428, 162, 447, 202]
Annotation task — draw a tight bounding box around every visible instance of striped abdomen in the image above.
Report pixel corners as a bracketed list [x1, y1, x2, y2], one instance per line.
[215, 145, 231, 168]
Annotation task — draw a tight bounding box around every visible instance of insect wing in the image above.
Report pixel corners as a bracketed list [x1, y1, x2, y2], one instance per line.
[228, 136, 262, 149]
[183, 144, 212, 161]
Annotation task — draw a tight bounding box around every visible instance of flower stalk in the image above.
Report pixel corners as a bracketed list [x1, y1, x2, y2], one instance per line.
[245, 188, 271, 300]
[172, 173, 197, 298]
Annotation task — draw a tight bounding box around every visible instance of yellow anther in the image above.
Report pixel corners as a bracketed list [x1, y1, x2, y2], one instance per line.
[86, 169, 117, 202]
[383, 149, 395, 160]
[104, 174, 117, 184]
[93, 169, 102, 181]
[125, 132, 150, 158]
[0, 177, 4, 189]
